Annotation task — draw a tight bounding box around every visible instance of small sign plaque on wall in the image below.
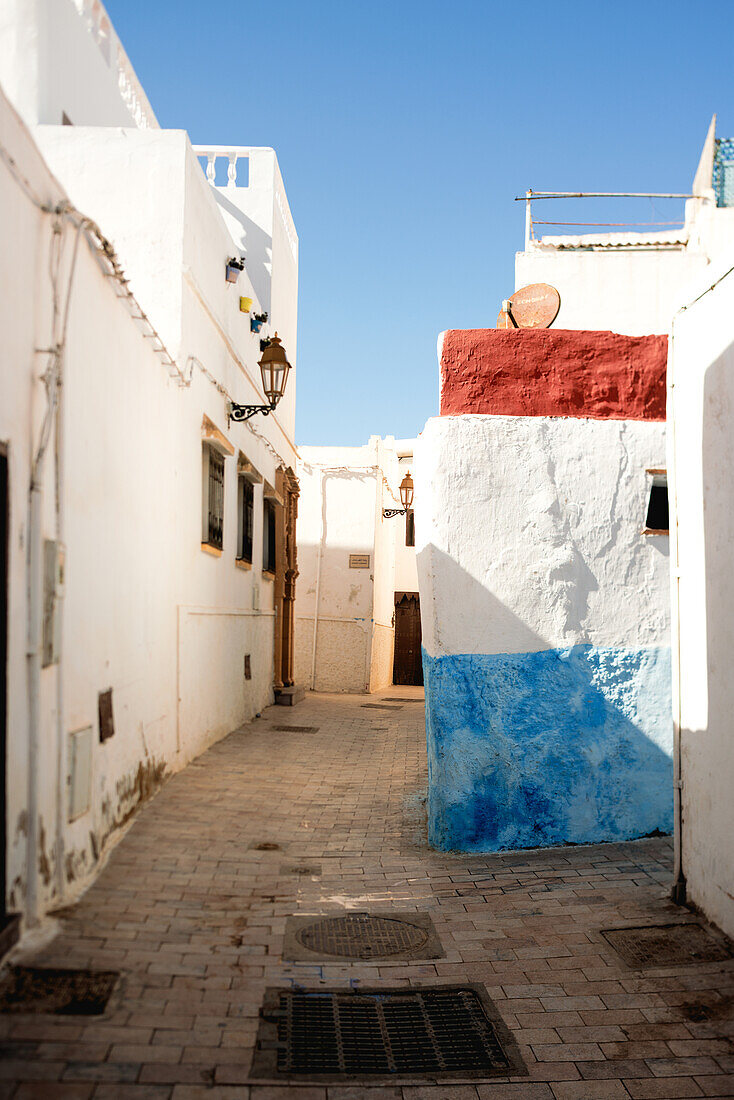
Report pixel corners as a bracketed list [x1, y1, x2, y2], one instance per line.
[349, 553, 370, 569]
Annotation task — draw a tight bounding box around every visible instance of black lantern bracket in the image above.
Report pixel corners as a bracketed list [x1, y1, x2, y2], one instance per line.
[227, 400, 276, 425]
[383, 471, 414, 518]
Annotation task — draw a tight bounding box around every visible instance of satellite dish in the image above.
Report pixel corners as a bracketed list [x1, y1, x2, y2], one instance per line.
[496, 283, 561, 329]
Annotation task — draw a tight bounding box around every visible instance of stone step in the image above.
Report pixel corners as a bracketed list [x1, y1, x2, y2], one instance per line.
[275, 685, 306, 707]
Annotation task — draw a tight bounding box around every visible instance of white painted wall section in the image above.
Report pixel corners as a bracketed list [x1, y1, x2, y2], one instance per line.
[416, 415, 670, 659]
[668, 262, 734, 940]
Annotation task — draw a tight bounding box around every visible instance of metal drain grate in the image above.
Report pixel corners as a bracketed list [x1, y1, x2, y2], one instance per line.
[0, 967, 119, 1015]
[601, 923, 733, 968]
[272, 725, 319, 733]
[251, 985, 527, 1081]
[382, 697, 422, 703]
[361, 703, 402, 710]
[251, 841, 281, 851]
[283, 911, 443, 961]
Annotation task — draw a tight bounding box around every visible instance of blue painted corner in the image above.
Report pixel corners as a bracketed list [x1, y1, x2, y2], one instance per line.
[423, 644, 673, 852]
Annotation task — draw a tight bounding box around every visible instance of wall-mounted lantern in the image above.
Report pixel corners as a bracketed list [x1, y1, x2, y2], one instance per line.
[383, 472, 414, 518]
[226, 256, 245, 283]
[227, 334, 291, 424]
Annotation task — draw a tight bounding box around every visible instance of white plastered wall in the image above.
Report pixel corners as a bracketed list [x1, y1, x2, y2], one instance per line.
[415, 414, 670, 659]
[515, 247, 707, 336]
[668, 263, 734, 940]
[394, 446, 420, 595]
[294, 438, 418, 694]
[0, 0, 158, 130]
[0, 83, 296, 918]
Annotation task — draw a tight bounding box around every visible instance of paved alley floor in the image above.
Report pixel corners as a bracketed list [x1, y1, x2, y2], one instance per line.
[2, 687, 733, 1099]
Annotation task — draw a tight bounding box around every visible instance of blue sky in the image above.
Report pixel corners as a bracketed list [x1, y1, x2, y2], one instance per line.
[107, 0, 733, 446]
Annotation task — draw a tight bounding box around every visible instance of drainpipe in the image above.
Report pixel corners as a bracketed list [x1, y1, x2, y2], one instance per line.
[310, 469, 325, 691]
[53, 368, 66, 900]
[25, 479, 43, 926]
[667, 263, 734, 907]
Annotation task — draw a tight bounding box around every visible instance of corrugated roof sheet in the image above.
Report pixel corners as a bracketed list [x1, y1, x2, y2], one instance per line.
[532, 229, 688, 250]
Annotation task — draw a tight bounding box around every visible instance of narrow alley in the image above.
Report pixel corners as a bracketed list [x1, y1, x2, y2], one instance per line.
[1, 690, 732, 1099]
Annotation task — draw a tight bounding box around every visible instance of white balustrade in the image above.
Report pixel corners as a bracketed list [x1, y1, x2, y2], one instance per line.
[192, 146, 299, 260]
[71, 0, 158, 129]
[193, 146, 249, 189]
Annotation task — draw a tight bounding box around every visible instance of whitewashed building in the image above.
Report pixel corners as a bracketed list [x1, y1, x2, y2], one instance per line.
[665, 130, 734, 938]
[294, 438, 420, 694]
[515, 116, 734, 336]
[415, 118, 734, 868]
[0, 0, 299, 933]
[417, 330, 671, 852]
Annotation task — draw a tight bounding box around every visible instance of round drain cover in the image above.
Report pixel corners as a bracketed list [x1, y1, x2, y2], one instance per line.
[296, 913, 428, 959]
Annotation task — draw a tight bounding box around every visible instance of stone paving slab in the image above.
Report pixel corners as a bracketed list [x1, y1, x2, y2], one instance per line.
[2, 686, 733, 1097]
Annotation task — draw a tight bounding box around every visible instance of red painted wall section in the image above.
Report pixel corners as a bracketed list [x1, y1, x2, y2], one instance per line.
[439, 329, 668, 421]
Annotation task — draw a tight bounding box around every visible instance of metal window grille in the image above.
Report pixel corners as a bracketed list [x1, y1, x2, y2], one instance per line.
[238, 477, 254, 562]
[206, 448, 224, 549]
[263, 499, 276, 573]
[714, 138, 734, 208]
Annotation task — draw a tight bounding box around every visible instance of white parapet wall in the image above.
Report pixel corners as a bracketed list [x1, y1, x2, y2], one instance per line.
[0, 0, 158, 129]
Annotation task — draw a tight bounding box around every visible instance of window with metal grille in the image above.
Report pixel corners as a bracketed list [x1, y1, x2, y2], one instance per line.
[237, 476, 254, 563]
[405, 510, 415, 547]
[204, 446, 225, 550]
[263, 498, 277, 573]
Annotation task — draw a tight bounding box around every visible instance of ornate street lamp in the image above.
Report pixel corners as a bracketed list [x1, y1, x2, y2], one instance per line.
[383, 472, 414, 518]
[227, 334, 291, 424]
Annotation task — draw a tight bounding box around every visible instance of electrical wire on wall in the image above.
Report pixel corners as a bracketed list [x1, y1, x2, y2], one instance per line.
[0, 128, 294, 919]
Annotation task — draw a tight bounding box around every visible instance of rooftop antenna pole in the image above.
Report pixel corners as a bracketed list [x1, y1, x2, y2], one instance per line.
[525, 189, 533, 249]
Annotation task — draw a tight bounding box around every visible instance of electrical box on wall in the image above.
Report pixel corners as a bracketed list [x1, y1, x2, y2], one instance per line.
[42, 539, 65, 667]
[68, 726, 93, 821]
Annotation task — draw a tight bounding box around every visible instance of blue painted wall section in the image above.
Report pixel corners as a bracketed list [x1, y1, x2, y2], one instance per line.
[423, 644, 673, 852]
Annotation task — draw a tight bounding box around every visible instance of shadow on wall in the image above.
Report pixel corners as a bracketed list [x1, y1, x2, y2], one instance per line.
[210, 189, 272, 315]
[420, 546, 673, 852]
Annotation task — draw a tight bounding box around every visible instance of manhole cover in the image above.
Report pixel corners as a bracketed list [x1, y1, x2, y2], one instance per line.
[272, 726, 319, 733]
[601, 923, 733, 968]
[251, 984, 527, 1081]
[0, 967, 119, 1016]
[283, 911, 443, 961]
[361, 703, 402, 710]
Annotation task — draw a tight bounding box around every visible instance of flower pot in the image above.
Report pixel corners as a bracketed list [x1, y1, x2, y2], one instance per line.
[250, 317, 263, 333]
[239, 296, 253, 313]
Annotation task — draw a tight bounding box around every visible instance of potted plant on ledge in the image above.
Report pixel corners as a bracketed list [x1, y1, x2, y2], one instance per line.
[226, 256, 245, 283]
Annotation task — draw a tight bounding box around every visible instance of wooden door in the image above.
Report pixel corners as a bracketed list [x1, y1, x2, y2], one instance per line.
[393, 592, 423, 686]
[273, 466, 299, 689]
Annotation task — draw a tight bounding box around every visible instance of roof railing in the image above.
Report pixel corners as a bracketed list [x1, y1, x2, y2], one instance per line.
[516, 190, 697, 249]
